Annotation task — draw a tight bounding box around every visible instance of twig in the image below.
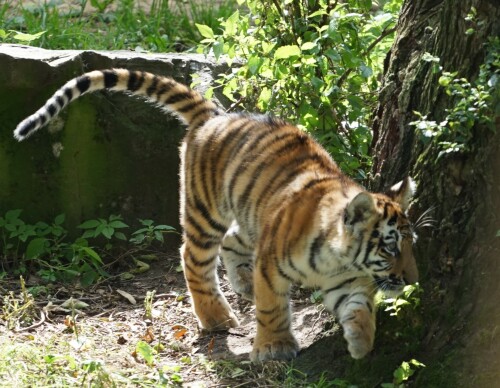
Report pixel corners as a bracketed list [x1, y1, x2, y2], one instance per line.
[14, 311, 46, 333]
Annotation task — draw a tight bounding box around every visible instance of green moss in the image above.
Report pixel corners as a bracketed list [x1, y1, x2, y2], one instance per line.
[1, 73, 184, 231]
[57, 99, 110, 226]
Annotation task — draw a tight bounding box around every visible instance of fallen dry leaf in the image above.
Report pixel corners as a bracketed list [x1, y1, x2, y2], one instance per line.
[207, 336, 215, 356]
[141, 327, 155, 343]
[64, 315, 75, 328]
[116, 289, 137, 305]
[172, 325, 188, 339]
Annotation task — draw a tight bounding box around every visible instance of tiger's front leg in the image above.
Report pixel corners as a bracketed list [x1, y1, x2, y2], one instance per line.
[339, 300, 375, 359]
[324, 281, 376, 359]
[250, 257, 298, 362]
[181, 239, 239, 331]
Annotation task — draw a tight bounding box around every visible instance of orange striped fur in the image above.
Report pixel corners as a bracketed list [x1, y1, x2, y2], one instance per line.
[14, 69, 418, 361]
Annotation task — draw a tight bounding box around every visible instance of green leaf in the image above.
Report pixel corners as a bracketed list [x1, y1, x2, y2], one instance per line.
[109, 220, 129, 229]
[78, 219, 101, 229]
[135, 341, 156, 365]
[9, 30, 46, 43]
[308, 9, 327, 18]
[114, 232, 127, 241]
[79, 246, 104, 265]
[438, 75, 451, 87]
[301, 42, 317, 51]
[360, 64, 373, 78]
[261, 41, 275, 54]
[224, 10, 239, 36]
[195, 23, 215, 39]
[54, 214, 65, 225]
[154, 230, 164, 242]
[102, 226, 114, 239]
[6, 209, 22, 222]
[274, 45, 301, 59]
[247, 55, 263, 75]
[82, 230, 94, 239]
[80, 270, 98, 286]
[213, 38, 224, 60]
[26, 237, 48, 259]
[74, 237, 89, 247]
[204, 87, 214, 100]
[154, 225, 176, 231]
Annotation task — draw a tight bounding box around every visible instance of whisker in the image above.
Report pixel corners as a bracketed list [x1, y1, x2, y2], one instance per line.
[414, 206, 437, 230]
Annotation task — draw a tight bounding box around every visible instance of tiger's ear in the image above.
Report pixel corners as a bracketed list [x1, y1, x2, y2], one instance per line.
[386, 177, 416, 212]
[344, 192, 377, 230]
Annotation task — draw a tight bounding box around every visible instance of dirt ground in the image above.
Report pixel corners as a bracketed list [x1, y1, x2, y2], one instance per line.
[0, 254, 333, 386]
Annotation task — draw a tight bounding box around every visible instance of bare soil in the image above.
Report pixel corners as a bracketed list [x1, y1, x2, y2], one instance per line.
[0, 254, 333, 386]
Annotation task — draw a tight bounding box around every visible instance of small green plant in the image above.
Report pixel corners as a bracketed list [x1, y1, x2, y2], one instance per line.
[383, 283, 423, 317]
[78, 214, 129, 241]
[130, 219, 176, 246]
[381, 359, 426, 387]
[0, 210, 175, 286]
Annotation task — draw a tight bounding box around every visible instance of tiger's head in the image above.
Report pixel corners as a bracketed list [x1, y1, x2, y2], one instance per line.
[344, 177, 418, 296]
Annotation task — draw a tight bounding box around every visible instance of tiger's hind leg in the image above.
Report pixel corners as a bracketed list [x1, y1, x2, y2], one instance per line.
[181, 227, 239, 331]
[220, 222, 254, 302]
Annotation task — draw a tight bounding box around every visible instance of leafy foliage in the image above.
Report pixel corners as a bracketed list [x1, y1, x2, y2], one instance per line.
[382, 283, 423, 317]
[0, 210, 176, 285]
[411, 35, 499, 159]
[196, 0, 403, 178]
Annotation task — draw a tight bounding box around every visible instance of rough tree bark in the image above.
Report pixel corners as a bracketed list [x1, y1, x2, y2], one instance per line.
[370, 0, 499, 385]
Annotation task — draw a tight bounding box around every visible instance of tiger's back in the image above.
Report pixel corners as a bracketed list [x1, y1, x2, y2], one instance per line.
[14, 68, 418, 362]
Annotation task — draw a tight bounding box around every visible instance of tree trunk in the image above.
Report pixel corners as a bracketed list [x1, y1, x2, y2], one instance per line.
[370, 0, 500, 385]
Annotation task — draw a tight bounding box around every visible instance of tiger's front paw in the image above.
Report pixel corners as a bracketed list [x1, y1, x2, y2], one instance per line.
[341, 309, 375, 359]
[250, 336, 299, 362]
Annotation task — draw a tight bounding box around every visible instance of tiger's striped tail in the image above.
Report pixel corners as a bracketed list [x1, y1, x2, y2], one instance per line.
[14, 68, 221, 141]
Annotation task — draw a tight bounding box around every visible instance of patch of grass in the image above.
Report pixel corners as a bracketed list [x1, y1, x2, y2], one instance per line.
[0, 0, 237, 52]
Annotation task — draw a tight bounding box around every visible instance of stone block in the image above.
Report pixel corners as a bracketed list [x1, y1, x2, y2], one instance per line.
[0, 44, 226, 232]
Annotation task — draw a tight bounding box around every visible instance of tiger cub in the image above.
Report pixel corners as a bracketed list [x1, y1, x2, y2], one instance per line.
[14, 69, 418, 362]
